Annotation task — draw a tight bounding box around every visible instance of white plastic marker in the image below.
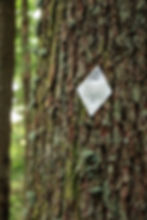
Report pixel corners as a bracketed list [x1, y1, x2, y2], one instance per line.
[77, 66, 112, 116]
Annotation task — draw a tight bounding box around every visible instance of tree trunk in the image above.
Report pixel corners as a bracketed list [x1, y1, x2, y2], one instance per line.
[0, 1, 15, 219]
[26, 1, 147, 220]
[22, 0, 30, 107]
[22, 0, 31, 170]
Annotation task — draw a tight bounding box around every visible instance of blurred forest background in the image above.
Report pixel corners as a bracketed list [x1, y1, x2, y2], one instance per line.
[0, 0, 146, 220]
[10, 1, 39, 219]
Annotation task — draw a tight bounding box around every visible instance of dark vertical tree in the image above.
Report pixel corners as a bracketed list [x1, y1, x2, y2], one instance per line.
[26, 0, 147, 220]
[22, 0, 30, 112]
[0, 0, 15, 219]
[22, 0, 31, 166]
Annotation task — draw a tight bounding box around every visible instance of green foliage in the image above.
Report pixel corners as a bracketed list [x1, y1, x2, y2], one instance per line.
[10, 122, 25, 220]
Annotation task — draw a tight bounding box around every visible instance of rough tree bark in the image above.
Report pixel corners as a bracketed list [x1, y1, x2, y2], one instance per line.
[0, 0, 15, 219]
[26, 0, 147, 220]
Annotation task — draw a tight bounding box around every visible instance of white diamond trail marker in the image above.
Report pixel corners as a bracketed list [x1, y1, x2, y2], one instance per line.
[77, 66, 112, 116]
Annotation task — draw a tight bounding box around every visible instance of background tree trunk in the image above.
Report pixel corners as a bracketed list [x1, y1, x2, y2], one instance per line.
[0, 1, 15, 219]
[22, 0, 31, 170]
[22, 0, 30, 110]
[26, 0, 147, 220]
